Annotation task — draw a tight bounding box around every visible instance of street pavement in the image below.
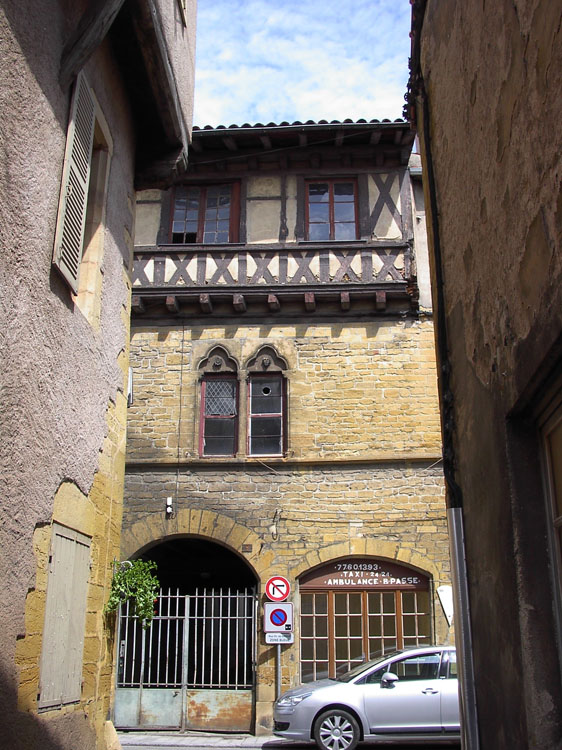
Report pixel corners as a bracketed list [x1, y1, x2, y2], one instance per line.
[118, 732, 460, 750]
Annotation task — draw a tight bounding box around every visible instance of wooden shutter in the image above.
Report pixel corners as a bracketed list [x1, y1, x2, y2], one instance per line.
[38, 524, 91, 708]
[52, 72, 95, 293]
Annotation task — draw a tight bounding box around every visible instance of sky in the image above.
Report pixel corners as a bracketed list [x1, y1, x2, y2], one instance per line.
[193, 0, 412, 128]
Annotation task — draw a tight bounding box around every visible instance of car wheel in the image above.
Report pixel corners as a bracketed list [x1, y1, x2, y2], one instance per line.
[313, 709, 360, 750]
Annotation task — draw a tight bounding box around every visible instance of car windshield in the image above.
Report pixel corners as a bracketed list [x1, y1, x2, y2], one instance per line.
[335, 652, 403, 683]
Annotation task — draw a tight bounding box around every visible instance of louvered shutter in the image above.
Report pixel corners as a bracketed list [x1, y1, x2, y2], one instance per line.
[52, 72, 95, 293]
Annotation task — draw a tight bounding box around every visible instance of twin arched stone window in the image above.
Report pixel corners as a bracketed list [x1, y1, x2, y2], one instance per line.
[198, 346, 287, 457]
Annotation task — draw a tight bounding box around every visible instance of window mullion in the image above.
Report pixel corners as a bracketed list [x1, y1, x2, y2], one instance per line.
[327, 592, 336, 678]
[197, 186, 207, 243]
[329, 182, 335, 240]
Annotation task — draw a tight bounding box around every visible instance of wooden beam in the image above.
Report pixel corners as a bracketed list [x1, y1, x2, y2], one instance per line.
[340, 292, 351, 311]
[394, 130, 403, 145]
[304, 292, 316, 312]
[260, 135, 272, 150]
[165, 295, 179, 313]
[370, 131, 382, 145]
[191, 139, 203, 153]
[131, 295, 145, 314]
[335, 132, 345, 147]
[233, 294, 246, 312]
[268, 294, 281, 312]
[299, 134, 308, 147]
[60, 0, 126, 89]
[199, 293, 213, 313]
[375, 291, 387, 311]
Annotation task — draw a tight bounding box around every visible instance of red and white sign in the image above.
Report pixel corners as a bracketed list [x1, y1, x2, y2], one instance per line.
[265, 575, 291, 602]
[264, 602, 293, 632]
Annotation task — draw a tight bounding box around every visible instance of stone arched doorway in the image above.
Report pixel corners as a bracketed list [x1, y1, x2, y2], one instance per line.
[114, 537, 258, 732]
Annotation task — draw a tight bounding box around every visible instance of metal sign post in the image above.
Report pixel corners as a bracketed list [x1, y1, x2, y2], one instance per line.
[276, 643, 281, 700]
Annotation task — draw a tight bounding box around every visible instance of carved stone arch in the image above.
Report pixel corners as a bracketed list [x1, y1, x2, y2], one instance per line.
[288, 538, 441, 585]
[198, 345, 238, 374]
[120, 509, 275, 582]
[245, 345, 288, 373]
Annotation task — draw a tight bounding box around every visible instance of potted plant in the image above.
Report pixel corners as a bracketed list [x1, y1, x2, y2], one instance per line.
[105, 559, 159, 628]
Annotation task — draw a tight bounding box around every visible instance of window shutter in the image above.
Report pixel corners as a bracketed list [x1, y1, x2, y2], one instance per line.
[52, 72, 95, 293]
[38, 525, 91, 708]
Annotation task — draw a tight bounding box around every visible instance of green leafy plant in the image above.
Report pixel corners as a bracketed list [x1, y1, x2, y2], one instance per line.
[105, 559, 159, 628]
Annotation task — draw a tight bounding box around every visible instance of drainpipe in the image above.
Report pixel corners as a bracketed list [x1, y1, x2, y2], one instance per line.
[408, 5, 480, 747]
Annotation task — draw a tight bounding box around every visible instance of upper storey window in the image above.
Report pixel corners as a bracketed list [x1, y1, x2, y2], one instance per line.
[306, 180, 358, 241]
[171, 184, 240, 244]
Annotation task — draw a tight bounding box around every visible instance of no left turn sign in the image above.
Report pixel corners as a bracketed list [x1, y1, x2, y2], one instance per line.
[265, 575, 291, 602]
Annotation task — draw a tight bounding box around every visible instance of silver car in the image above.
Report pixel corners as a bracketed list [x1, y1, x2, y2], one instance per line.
[273, 646, 459, 749]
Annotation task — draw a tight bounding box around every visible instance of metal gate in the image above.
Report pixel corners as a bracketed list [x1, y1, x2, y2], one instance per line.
[114, 587, 257, 731]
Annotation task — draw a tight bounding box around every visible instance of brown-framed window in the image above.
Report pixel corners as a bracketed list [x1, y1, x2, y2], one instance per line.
[171, 183, 240, 244]
[248, 373, 286, 456]
[305, 179, 358, 241]
[300, 589, 431, 683]
[199, 375, 239, 456]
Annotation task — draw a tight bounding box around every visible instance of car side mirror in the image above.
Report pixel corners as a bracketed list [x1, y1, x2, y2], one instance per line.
[381, 671, 399, 689]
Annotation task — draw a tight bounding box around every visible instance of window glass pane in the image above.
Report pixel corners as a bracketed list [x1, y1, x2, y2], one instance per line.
[301, 594, 313, 615]
[315, 594, 328, 614]
[349, 594, 361, 614]
[301, 662, 314, 683]
[402, 592, 415, 614]
[250, 416, 281, 437]
[448, 651, 458, 678]
[250, 433, 282, 455]
[205, 380, 236, 416]
[334, 183, 354, 199]
[369, 616, 381, 637]
[316, 663, 330, 680]
[335, 594, 348, 614]
[403, 615, 416, 637]
[316, 617, 328, 637]
[383, 593, 395, 614]
[334, 203, 355, 222]
[251, 379, 282, 414]
[203, 418, 235, 456]
[368, 593, 381, 614]
[334, 222, 357, 240]
[349, 639, 363, 661]
[336, 640, 348, 660]
[309, 223, 330, 241]
[301, 640, 313, 660]
[301, 618, 314, 637]
[309, 203, 330, 222]
[335, 617, 348, 637]
[316, 639, 328, 661]
[349, 616, 362, 637]
[384, 616, 396, 636]
[308, 183, 329, 201]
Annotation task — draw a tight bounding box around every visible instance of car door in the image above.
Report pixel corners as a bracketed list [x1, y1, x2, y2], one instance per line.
[440, 649, 461, 732]
[361, 651, 443, 734]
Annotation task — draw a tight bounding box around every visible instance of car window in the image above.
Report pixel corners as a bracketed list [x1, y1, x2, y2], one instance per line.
[448, 650, 458, 679]
[390, 652, 441, 681]
[362, 666, 386, 684]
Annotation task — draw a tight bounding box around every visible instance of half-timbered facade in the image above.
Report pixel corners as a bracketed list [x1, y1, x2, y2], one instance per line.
[120, 120, 451, 734]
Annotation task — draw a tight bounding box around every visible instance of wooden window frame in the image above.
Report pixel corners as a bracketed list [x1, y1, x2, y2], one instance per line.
[300, 589, 431, 682]
[305, 178, 359, 241]
[199, 374, 239, 457]
[170, 183, 240, 244]
[247, 372, 287, 457]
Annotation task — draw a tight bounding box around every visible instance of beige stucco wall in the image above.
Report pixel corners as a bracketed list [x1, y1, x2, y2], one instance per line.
[0, 4, 134, 749]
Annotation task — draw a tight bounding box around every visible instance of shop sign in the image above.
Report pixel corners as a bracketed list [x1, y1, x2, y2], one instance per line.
[299, 558, 428, 590]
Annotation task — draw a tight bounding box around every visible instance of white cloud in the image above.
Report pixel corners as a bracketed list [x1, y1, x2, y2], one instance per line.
[194, 0, 411, 126]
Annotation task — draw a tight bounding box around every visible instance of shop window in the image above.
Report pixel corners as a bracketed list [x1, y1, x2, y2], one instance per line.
[38, 524, 91, 709]
[198, 346, 239, 457]
[52, 72, 112, 327]
[306, 179, 358, 241]
[299, 558, 431, 683]
[171, 183, 240, 244]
